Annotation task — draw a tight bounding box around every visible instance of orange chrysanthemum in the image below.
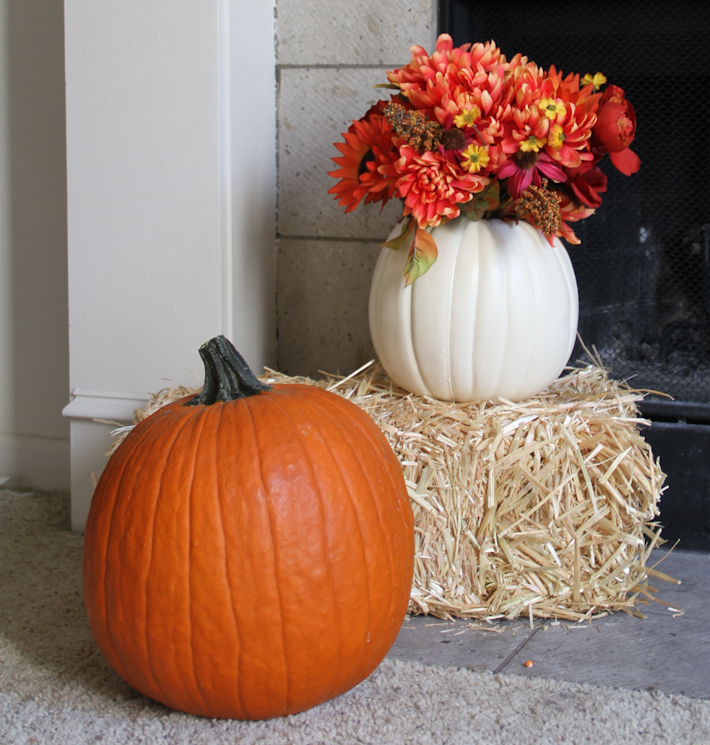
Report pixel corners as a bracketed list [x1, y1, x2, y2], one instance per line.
[386, 34, 510, 128]
[387, 34, 504, 95]
[385, 146, 488, 228]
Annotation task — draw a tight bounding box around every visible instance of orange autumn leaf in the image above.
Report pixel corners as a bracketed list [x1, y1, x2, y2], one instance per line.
[403, 227, 438, 286]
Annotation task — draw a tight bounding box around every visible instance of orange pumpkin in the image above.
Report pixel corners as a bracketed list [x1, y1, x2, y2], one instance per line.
[83, 336, 414, 720]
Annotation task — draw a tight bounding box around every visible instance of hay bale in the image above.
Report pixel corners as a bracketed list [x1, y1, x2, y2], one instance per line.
[113, 361, 667, 622]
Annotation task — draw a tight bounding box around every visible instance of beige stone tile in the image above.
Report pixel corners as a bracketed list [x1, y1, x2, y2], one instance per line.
[276, 238, 383, 378]
[278, 66, 404, 239]
[277, 0, 436, 66]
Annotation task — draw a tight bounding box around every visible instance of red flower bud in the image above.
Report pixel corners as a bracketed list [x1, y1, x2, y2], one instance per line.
[594, 86, 636, 152]
[593, 86, 640, 175]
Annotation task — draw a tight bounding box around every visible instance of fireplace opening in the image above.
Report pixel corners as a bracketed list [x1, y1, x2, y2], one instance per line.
[440, 0, 710, 549]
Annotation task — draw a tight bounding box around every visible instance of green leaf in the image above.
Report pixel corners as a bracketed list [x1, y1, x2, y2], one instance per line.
[403, 228, 438, 286]
[373, 83, 401, 90]
[481, 180, 501, 211]
[459, 181, 501, 221]
[382, 217, 415, 252]
[460, 198, 487, 221]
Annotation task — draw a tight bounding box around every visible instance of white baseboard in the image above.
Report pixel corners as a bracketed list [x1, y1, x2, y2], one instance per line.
[0, 432, 71, 494]
[62, 388, 152, 531]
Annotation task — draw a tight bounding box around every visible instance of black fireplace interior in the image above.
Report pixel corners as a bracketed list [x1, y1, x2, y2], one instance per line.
[440, 0, 710, 549]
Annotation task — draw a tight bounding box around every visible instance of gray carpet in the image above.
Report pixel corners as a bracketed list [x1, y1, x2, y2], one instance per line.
[1, 490, 709, 745]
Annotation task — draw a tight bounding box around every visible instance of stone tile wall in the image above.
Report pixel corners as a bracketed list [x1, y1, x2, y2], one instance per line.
[275, 0, 436, 377]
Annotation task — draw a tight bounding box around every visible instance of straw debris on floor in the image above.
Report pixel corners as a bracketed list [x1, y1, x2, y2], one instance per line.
[111, 361, 667, 623]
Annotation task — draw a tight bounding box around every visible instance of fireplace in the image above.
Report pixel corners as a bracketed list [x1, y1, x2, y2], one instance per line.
[440, 0, 710, 549]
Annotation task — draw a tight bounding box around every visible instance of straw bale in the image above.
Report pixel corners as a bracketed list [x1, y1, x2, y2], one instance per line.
[112, 361, 667, 621]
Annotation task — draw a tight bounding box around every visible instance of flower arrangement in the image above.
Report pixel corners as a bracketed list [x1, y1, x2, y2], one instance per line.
[329, 34, 640, 285]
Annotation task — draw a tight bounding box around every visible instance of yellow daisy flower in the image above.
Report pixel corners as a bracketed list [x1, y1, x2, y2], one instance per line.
[539, 98, 567, 120]
[461, 144, 490, 173]
[548, 124, 566, 150]
[581, 72, 607, 91]
[519, 135, 546, 153]
[453, 105, 482, 129]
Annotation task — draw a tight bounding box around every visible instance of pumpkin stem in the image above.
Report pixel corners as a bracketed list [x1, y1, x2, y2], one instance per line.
[186, 336, 271, 406]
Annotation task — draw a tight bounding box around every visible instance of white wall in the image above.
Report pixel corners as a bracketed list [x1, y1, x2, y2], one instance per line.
[0, 0, 70, 492]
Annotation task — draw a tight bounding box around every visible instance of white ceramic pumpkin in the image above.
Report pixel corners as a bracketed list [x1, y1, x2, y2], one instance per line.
[368, 217, 579, 402]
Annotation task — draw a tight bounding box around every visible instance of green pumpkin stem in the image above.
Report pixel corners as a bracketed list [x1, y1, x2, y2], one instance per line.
[186, 336, 271, 406]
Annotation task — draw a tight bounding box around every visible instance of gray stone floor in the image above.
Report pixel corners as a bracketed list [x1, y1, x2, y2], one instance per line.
[387, 549, 710, 700]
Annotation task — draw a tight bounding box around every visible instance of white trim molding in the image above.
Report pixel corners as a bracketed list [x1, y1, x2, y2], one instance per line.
[218, 0, 234, 342]
[223, 0, 277, 367]
[62, 388, 152, 423]
[62, 388, 152, 531]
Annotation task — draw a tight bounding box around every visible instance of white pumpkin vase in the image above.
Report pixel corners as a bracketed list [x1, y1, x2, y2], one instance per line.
[368, 217, 579, 402]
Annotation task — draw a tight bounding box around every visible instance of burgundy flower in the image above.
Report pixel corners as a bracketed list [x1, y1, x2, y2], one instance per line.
[568, 163, 607, 208]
